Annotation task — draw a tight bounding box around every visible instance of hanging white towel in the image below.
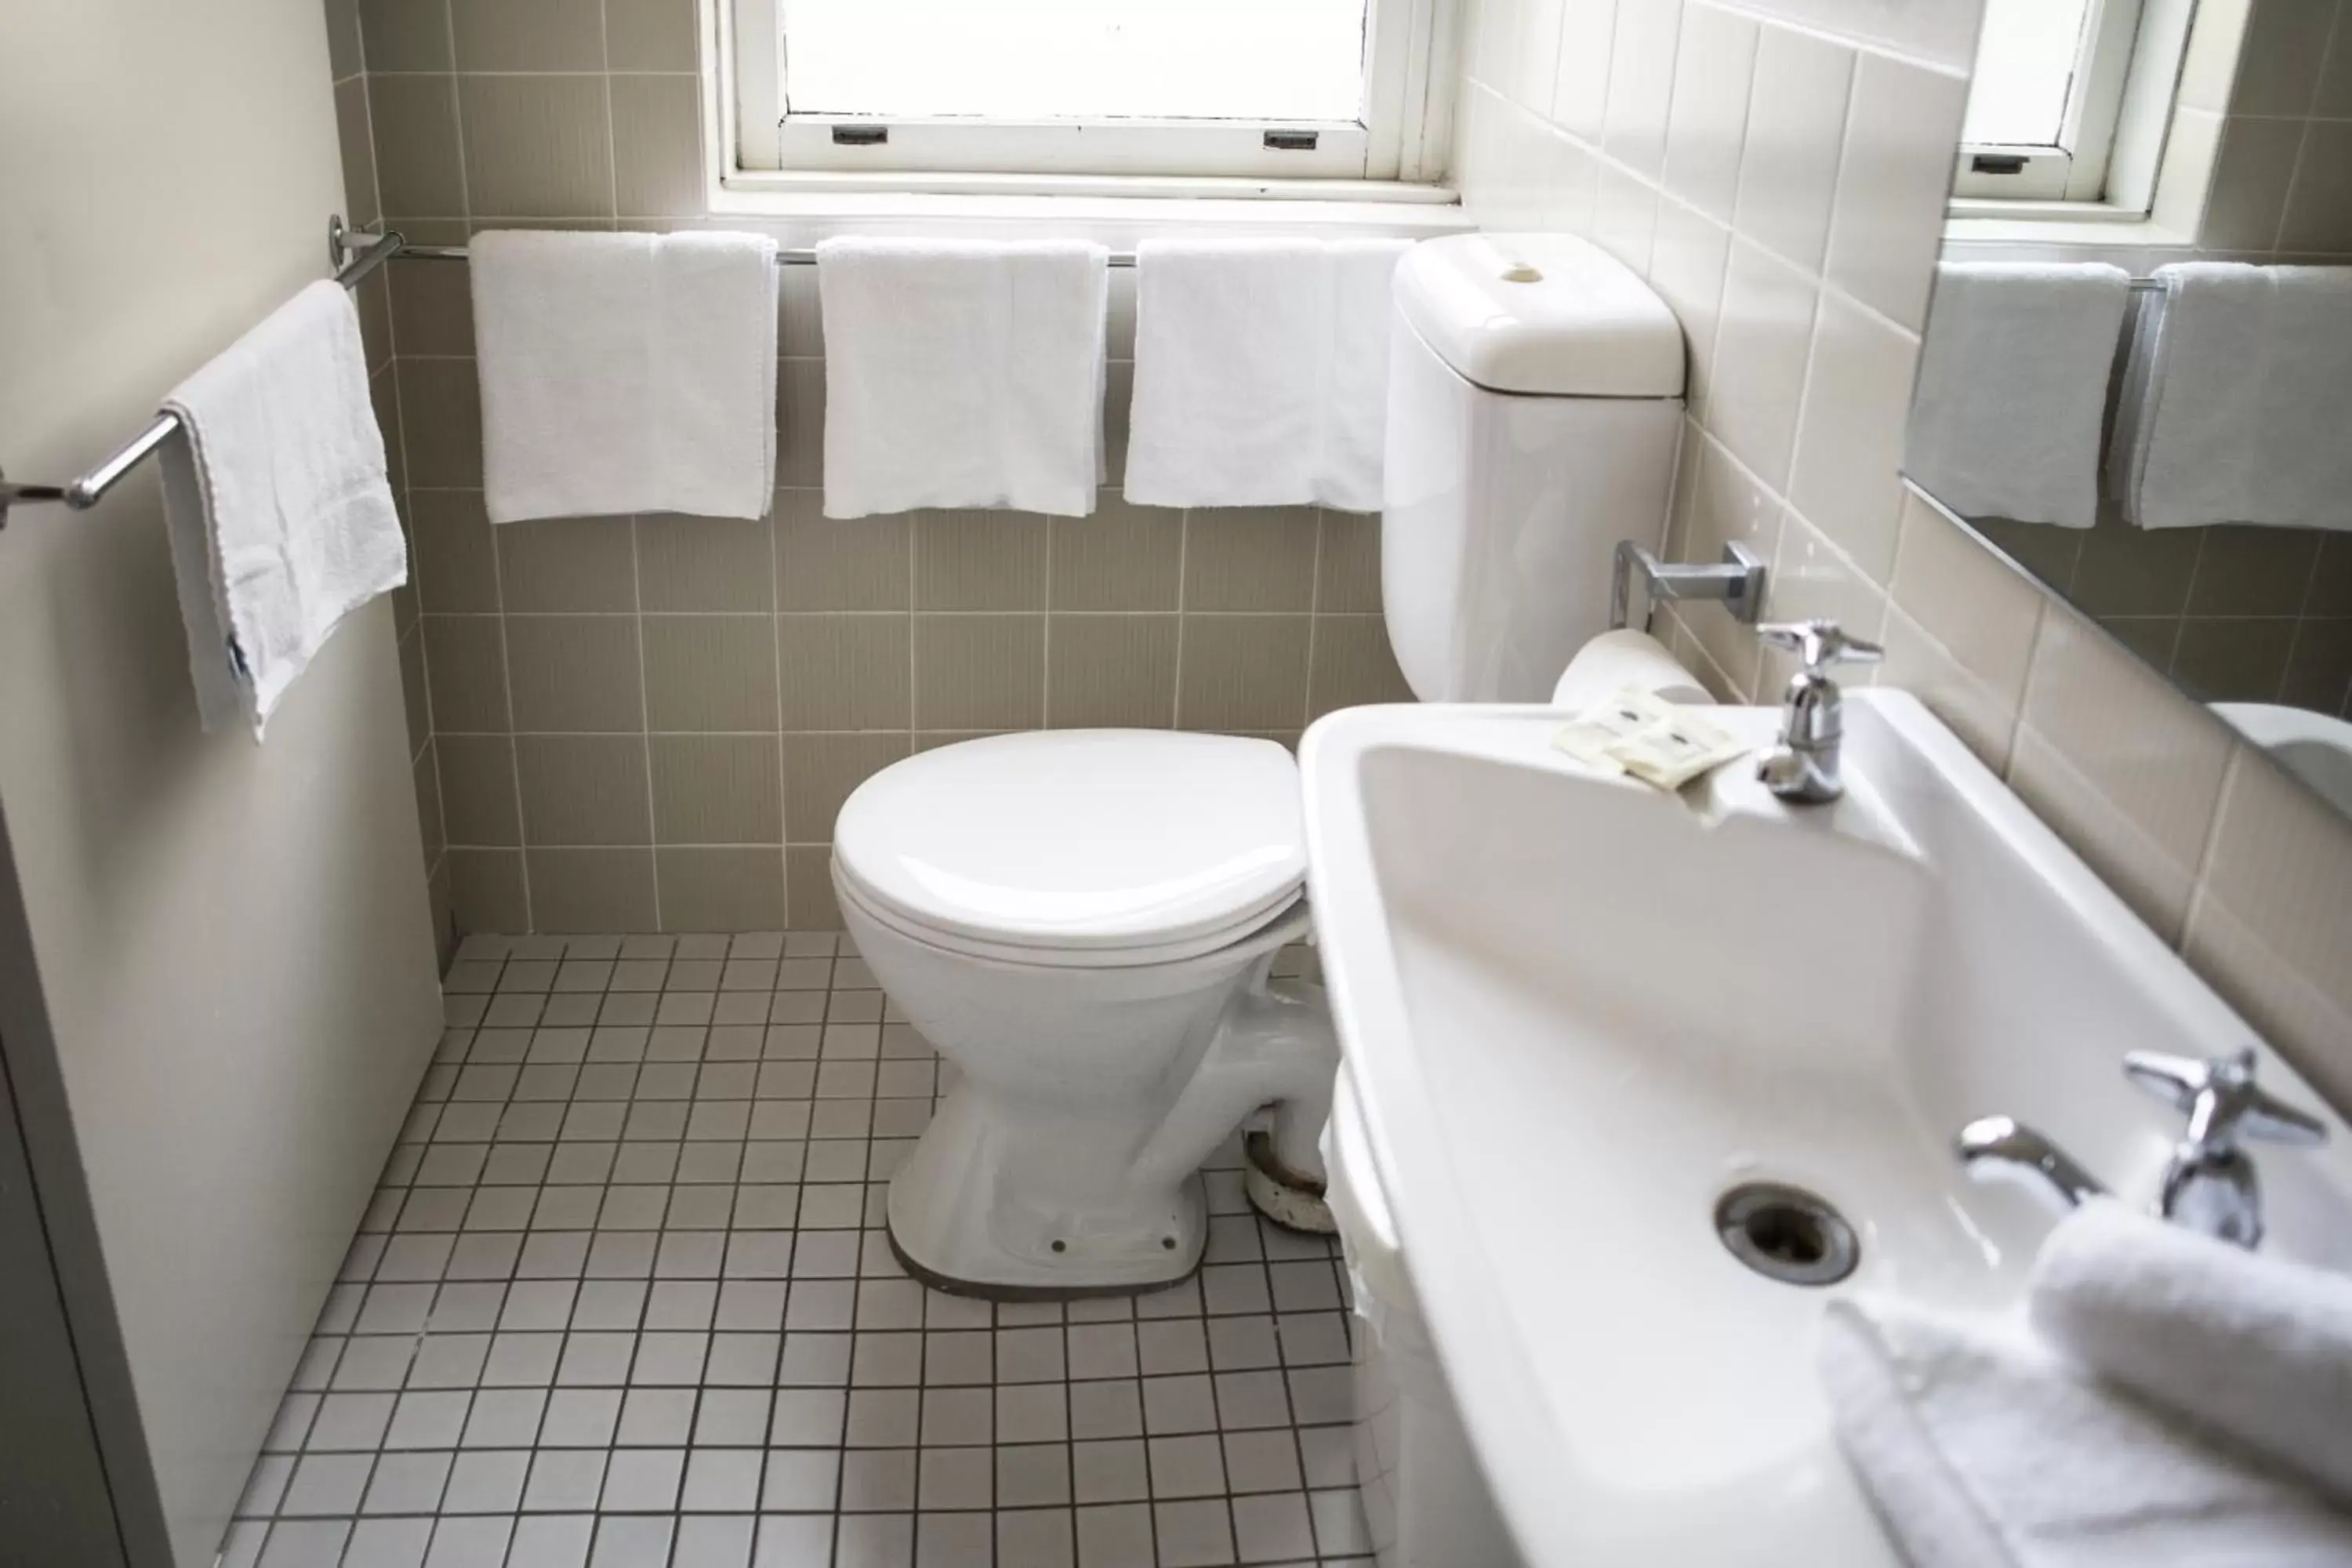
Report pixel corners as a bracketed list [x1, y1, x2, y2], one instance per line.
[1818, 1296, 2352, 1568]
[1903, 262, 2132, 529]
[470, 229, 780, 524]
[2111, 263, 2352, 531]
[1124, 238, 1413, 512]
[817, 238, 1109, 519]
[158, 280, 408, 739]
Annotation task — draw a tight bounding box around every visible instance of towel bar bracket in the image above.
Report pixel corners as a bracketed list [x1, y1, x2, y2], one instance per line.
[1610, 539, 1769, 631]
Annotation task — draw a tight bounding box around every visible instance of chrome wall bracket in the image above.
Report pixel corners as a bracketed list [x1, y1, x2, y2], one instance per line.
[1609, 540, 1768, 631]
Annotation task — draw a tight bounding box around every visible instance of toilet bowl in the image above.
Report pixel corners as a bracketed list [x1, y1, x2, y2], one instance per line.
[832, 728, 1340, 1296]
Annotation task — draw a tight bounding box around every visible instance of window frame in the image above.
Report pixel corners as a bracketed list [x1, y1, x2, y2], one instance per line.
[725, 0, 1459, 191]
[1951, 0, 2153, 204]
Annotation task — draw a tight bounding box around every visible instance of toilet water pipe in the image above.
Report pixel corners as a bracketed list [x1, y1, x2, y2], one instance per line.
[1126, 973, 1340, 1197]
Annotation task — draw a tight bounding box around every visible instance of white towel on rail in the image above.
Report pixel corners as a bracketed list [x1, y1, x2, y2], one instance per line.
[158, 279, 408, 739]
[2111, 262, 2352, 531]
[817, 238, 1109, 518]
[1124, 238, 1413, 512]
[1903, 262, 2132, 529]
[470, 229, 780, 524]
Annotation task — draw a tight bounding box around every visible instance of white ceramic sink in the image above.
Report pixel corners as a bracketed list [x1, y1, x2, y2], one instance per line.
[1300, 690, 2352, 1568]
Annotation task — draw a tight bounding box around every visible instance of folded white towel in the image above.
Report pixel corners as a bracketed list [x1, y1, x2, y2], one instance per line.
[2031, 1198, 2352, 1508]
[817, 238, 1108, 519]
[1819, 1296, 2352, 1568]
[158, 280, 408, 739]
[470, 229, 780, 524]
[1124, 238, 1412, 512]
[2111, 263, 2352, 531]
[1904, 262, 2132, 530]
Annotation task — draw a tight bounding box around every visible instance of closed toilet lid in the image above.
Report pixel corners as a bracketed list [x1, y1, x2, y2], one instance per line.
[833, 731, 1306, 957]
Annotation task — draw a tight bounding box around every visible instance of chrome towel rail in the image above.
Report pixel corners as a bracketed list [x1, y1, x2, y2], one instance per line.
[390, 242, 1144, 267]
[0, 216, 409, 528]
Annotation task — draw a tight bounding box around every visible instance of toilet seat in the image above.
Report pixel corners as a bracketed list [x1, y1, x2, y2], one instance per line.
[833, 730, 1306, 969]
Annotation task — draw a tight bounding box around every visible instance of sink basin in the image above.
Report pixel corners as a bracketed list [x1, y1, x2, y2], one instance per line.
[1299, 690, 2352, 1567]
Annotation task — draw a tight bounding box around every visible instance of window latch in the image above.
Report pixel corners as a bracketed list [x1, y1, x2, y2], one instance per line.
[1969, 152, 2029, 176]
[832, 125, 888, 147]
[1262, 129, 1319, 151]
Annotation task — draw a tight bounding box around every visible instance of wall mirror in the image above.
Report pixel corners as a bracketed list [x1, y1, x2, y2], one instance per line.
[1904, 0, 2352, 822]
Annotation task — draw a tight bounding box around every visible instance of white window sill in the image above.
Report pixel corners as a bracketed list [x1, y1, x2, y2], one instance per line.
[1944, 207, 2194, 250]
[704, 173, 1470, 247]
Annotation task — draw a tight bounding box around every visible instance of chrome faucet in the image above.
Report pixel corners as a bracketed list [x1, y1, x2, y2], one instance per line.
[1755, 620, 1882, 804]
[1955, 1047, 2328, 1247]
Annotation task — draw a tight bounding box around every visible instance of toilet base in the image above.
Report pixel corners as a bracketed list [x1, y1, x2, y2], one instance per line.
[886, 1199, 1203, 1301]
[1245, 1129, 1338, 1235]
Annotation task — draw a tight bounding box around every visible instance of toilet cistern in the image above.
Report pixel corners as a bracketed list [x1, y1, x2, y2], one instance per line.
[1755, 619, 1883, 804]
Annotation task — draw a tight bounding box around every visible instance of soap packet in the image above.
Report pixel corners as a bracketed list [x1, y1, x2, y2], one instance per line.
[1554, 687, 1750, 790]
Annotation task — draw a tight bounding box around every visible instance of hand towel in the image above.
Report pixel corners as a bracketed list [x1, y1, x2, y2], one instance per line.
[2111, 263, 2352, 531]
[158, 280, 407, 739]
[1124, 238, 1413, 512]
[470, 229, 779, 524]
[2031, 1198, 2352, 1508]
[1904, 262, 2132, 529]
[1818, 1296, 2352, 1568]
[817, 238, 1108, 519]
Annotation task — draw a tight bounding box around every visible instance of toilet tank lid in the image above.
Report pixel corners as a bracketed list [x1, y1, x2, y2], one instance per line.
[1395, 234, 1686, 397]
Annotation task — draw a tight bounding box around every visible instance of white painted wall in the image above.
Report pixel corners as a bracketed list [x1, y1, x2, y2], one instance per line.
[0, 1, 444, 1561]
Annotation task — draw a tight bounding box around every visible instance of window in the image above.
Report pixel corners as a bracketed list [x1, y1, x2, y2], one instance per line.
[728, 0, 1457, 187]
[1954, 0, 2156, 202]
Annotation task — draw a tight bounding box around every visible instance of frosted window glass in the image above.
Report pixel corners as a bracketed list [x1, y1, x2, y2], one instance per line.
[1963, 0, 2096, 147]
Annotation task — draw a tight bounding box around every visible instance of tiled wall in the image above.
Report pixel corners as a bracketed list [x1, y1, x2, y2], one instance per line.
[322, 0, 1412, 938]
[1450, 0, 2352, 1112]
[2165, 0, 2352, 256]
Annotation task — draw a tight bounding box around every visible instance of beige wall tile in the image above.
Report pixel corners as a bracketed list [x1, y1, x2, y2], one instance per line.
[611, 73, 704, 218]
[778, 272, 825, 358]
[1788, 291, 1919, 583]
[1049, 499, 1182, 611]
[786, 847, 842, 929]
[607, 0, 699, 70]
[651, 734, 783, 844]
[1888, 492, 2046, 710]
[644, 615, 779, 731]
[659, 848, 787, 932]
[2230, 0, 2336, 115]
[1601, 0, 1683, 179]
[2185, 895, 2352, 1113]
[1315, 512, 1385, 614]
[777, 493, 909, 611]
[335, 78, 378, 230]
[1593, 165, 1660, 272]
[914, 615, 1046, 730]
[517, 735, 653, 844]
[1757, 510, 1890, 696]
[423, 615, 511, 733]
[1046, 615, 1178, 728]
[1177, 615, 1311, 731]
[498, 516, 639, 613]
[915, 511, 1049, 611]
[1707, 240, 1817, 492]
[368, 76, 465, 218]
[2281, 620, 2352, 711]
[2318, 2, 2352, 118]
[527, 848, 657, 931]
[2176, 0, 2252, 111]
[1675, 435, 1784, 693]
[777, 361, 826, 489]
[413, 743, 446, 866]
[1648, 203, 1731, 406]
[397, 358, 482, 487]
[450, 0, 604, 70]
[2069, 517, 2204, 619]
[400, 620, 433, 757]
[506, 615, 644, 732]
[437, 734, 522, 845]
[2280, 122, 2352, 255]
[1184, 509, 1319, 612]
[373, 364, 407, 494]
[1825, 53, 1968, 332]
[390, 259, 474, 358]
[324, 0, 363, 78]
[1308, 617, 1415, 719]
[450, 848, 529, 934]
[2200, 117, 2301, 251]
[2172, 617, 2296, 701]
[638, 516, 775, 613]
[782, 733, 910, 843]
[1733, 25, 1855, 273]
[360, 0, 452, 71]
[778, 615, 911, 729]
[357, 270, 393, 372]
[2190, 525, 2324, 615]
[1878, 606, 2024, 773]
[2013, 610, 2238, 938]
[1550, 0, 1617, 142]
[411, 489, 500, 613]
[1661, 2, 1757, 224]
[459, 76, 614, 220]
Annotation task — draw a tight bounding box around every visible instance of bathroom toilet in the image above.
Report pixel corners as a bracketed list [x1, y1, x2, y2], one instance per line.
[833, 231, 1687, 1298]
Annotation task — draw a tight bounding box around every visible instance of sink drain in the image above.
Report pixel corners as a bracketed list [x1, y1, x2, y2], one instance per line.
[1715, 1183, 1859, 1287]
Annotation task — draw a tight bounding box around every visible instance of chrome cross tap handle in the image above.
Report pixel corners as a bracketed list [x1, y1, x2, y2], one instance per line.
[2124, 1047, 2328, 1248]
[1755, 619, 1885, 804]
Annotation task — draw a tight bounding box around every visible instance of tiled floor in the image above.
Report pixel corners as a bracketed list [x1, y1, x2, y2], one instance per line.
[221, 932, 1370, 1568]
